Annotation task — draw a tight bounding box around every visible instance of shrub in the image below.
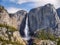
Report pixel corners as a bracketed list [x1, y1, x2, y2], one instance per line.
[0, 36, 24, 45]
[0, 24, 17, 32]
[35, 29, 56, 41]
[35, 29, 48, 40]
[57, 38, 60, 45]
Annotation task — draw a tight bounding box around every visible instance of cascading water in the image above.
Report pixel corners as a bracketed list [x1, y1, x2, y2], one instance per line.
[22, 17, 34, 45]
[22, 17, 31, 40]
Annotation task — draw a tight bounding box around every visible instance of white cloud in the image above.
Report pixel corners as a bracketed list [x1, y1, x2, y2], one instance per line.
[9, 0, 60, 8]
[9, 0, 41, 4]
[7, 7, 27, 13]
[17, 0, 40, 4]
[7, 7, 21, 13]
[37, 0, 60, 8]
[9, 0, 16, 2]
[34, 0, 59, 8]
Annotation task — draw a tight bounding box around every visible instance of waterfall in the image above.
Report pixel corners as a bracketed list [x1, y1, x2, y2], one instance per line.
[22, 17, 34, 45]
[23, 17, 31, 40]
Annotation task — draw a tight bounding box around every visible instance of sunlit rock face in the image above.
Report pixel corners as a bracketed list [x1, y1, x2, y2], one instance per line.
[14, 10, 27, 29]
[9, 10, 27, 29]
[0, 6, 10, 25]
[0, 5, 17, 28]
[0, 5, 28, 36]
[0, 5, 26, 45]
[0, 5, 27, 29]
[28, 4, 59, 36]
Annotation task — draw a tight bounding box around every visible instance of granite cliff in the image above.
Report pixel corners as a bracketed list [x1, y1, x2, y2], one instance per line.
[28, 4, 60, 37]
[28, 4, 60, 45]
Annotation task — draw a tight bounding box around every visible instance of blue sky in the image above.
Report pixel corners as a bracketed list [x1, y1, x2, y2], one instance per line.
[0, 0, 60, 13]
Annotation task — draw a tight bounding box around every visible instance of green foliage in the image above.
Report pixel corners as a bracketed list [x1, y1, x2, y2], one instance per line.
[35, 29, 56, 41]
[0, 24, 5, 27]
[0, 24, 18, 44]
[6, 25, 17, 32]
[0, 24, 17, 32]
[0, 37, 24, 45]
[0, 23, 18, 42]
[48, 33, 56, 41]
[35, 30, 48, 40]
[2, 42, 6, 45]
[0, 23, 24, 45]
[33, 43, 36, 45]
[57, 38, 60, 45]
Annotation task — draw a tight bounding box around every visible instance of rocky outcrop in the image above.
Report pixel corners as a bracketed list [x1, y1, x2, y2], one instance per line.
[33, 39, 57, 45]
[28, 4, 59, 36]
[9, 10, 27, 29]
[0, 5, 26, 45]
[0, 5, 17, 29]
[0, 6, 10, 25]
[9, 10, 27, 37]
[0, 5, 27, 36]
[0, 27, 26, 45]
[0, 5, 27, 29]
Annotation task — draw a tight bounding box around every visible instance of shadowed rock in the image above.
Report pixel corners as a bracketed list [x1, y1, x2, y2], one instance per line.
[57, 8, 60, 18]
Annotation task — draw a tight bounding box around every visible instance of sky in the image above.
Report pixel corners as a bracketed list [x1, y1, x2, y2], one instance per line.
[0, 0, 60, 13]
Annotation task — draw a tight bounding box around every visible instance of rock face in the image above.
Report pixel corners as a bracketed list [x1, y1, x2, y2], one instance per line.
[0, 6, 10, 25]
[0, 5, 26, 45]
[9, 10, 27, 37]
[0, 5, 17, 29]
[9, 10, 27, 29]
[14, 10, 27, 37]
[57, 8, 60, 18]
[28, 4, 59, 36]
[56, 8, 60, 37]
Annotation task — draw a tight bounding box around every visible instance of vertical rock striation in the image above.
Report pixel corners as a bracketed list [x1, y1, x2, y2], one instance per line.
[28, 4, 59, 36]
